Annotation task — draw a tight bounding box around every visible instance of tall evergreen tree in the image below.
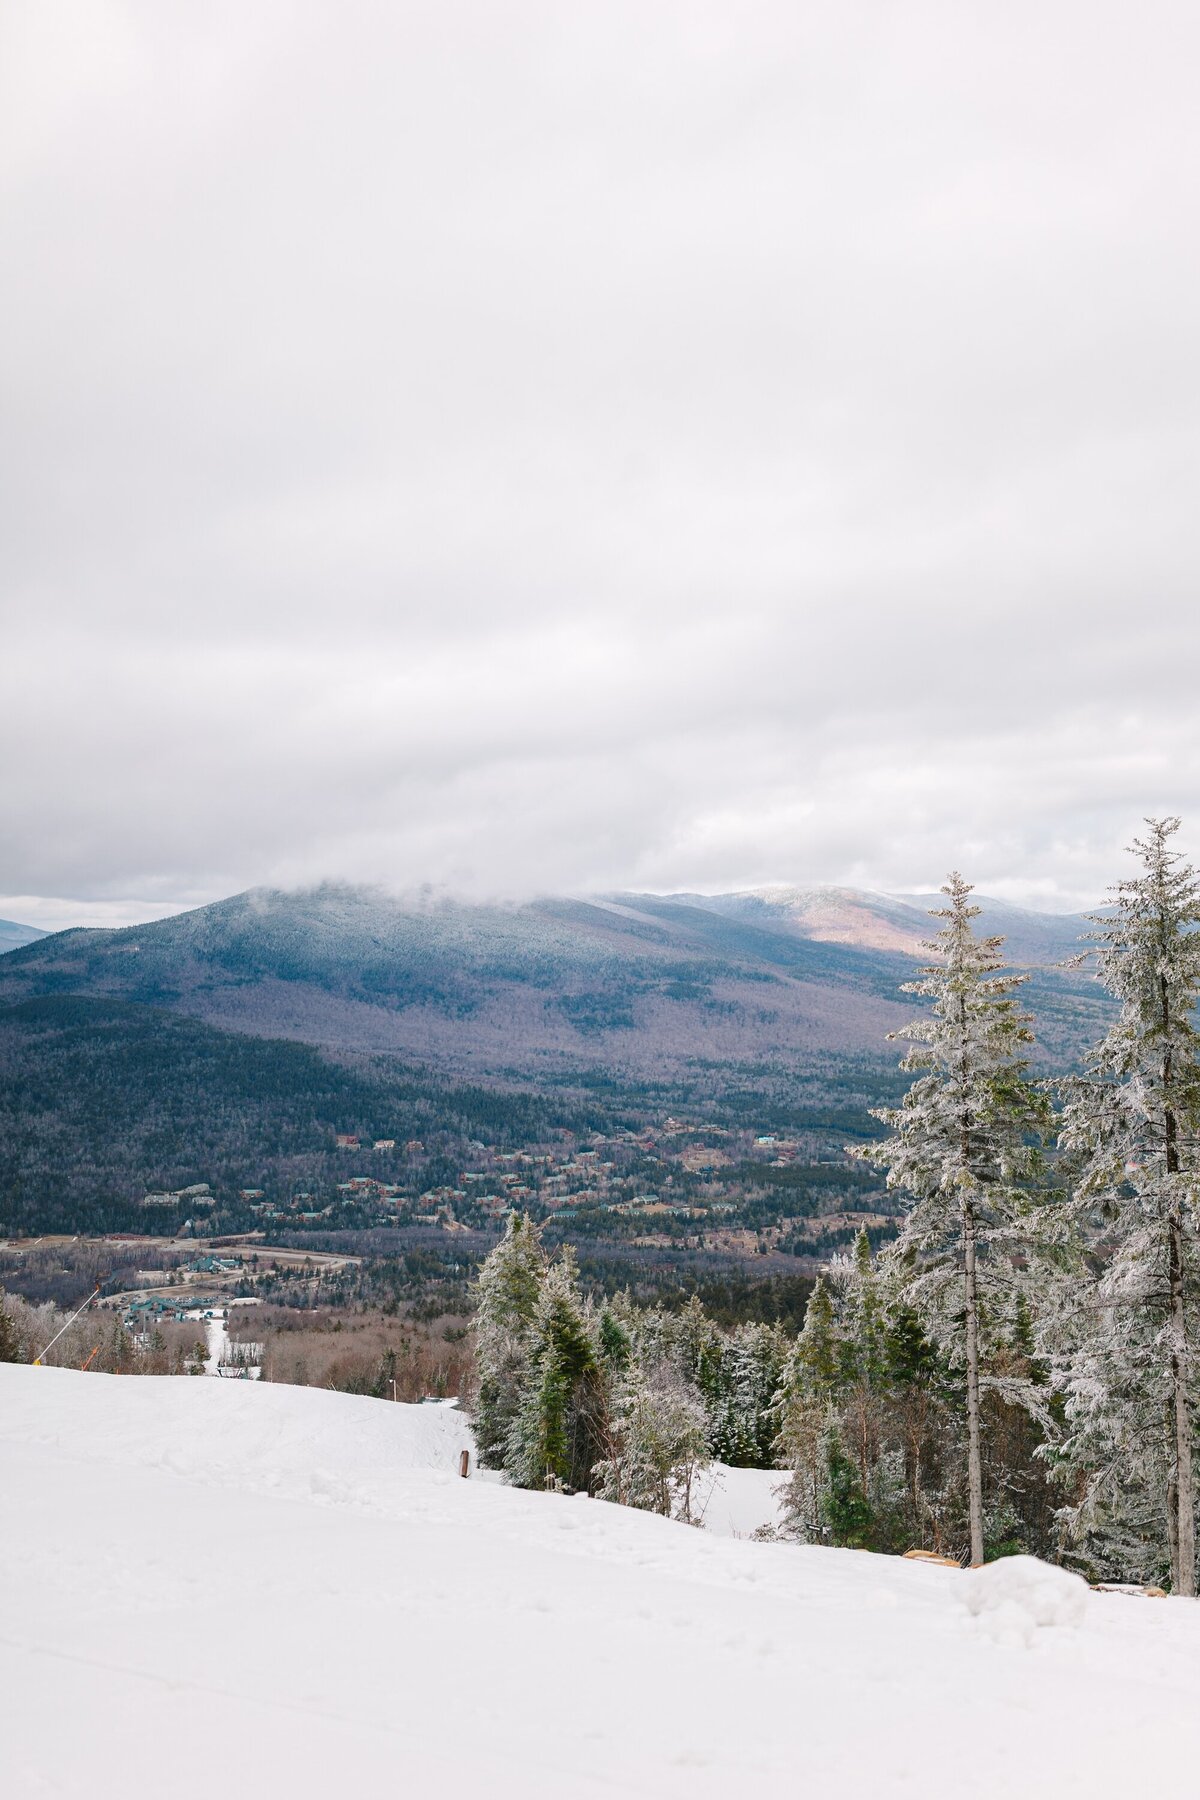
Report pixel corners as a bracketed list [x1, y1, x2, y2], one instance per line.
[793, 1276, 845, 1399]
[1052, 818, 1200, 1593]
[673, 1294, 725, 1412]
[469, 1211, 547, 1469]
[775, 1276, 847, 1540]
[883, 1301, 953, 1549]
[837, 1230, 887, 1487]
[861, 873, 1049, 1566]
[506, 1249, 603, 1491]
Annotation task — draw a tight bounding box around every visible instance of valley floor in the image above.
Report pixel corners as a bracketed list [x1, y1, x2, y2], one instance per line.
[2, 1365, 1198, 1798]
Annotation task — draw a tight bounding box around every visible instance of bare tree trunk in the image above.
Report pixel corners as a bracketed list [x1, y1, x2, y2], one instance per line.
[856, 1389, 870, 1497]
[956, 986, 985, 1569]
[964, 1203, 985, 1568]
[1161, 977, 1195, 1596]
[1168, 1202, 1195, 1594]
[1167, 1458, 1181, 1594]
[905, 1401, 926, 1545]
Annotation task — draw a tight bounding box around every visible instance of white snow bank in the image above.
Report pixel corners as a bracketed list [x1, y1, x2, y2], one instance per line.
[3, 1364, 1199, 1800]
[690, 1461, 786, 1538]
[965, 1554, 1090, 1646]
[0, 1360, 474, 1508]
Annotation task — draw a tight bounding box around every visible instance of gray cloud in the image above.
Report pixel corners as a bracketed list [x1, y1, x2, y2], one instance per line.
[4, 2, 1200, 926]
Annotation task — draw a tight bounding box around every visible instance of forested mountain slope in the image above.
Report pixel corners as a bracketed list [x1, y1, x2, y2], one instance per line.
[0, 994, 598, 1234]
[0, 884, 1110, 1235]
[0, 883, 1104, 1079]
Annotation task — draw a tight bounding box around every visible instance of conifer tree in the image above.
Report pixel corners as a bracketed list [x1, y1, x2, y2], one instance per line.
[836, 1229, 889, 1498]
[469, 1211, 547, 1469]
[882, 1301, 951, 1548]
[1052, 819, 1200, 1593]
[861, 874, 1049, 1566]
[595, 1360, 709, 1520]
[505, 1249, 603, 1491]
[775, 1276, 847, 1539]
[674, 1294, 725, 1411]
[794, 1274, 845, 1399]
[597, 1306, 633, 1373]
[845, 1228, 887, 1373]
[822, 1424, 873, 1548]
[0, 1293, 22, 1364]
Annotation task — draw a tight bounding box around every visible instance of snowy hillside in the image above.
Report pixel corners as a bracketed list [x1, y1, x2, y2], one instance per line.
[4, 1367, 1199, 1798]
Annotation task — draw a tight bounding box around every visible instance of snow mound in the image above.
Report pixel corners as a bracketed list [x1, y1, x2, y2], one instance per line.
[690, 1462, 786, 1538]
[965, 1554, 1090, 1645]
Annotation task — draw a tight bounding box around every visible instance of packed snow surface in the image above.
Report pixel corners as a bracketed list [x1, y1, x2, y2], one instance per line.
[4, 1367, 1200, 1798]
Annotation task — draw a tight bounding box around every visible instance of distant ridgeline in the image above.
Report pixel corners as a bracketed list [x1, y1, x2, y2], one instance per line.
[0, 883, 1109, 1237]
[0, 918, 45, 955]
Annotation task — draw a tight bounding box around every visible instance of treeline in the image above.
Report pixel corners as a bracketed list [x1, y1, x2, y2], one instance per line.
[469, 1211, 1039, 1548]
[0, 1288, 206, 1374]
[237, 1308, 470, 1399]
[471, 1215, 790, 1516]
[471, 820, 1200, 1591]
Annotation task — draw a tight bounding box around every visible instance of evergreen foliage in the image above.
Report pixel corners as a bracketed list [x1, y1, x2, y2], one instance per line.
[595, 1361, 710, 1520]
[505, 1250, 604, 1491]
[857, 874, 1051, 1564]
[0, 1294, 22, 1363]
[822, 1423, 873, 1548]
[1046, 819, 1200, 1592]
[469, 1211, 547, 1469]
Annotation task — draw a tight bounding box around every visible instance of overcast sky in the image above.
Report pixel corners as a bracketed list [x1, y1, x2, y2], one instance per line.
[4, 2, 1200, 929]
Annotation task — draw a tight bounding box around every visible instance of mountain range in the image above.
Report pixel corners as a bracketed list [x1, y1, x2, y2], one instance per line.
[0, 882, 1104, 1083]
[0, 883, 1112, 1234]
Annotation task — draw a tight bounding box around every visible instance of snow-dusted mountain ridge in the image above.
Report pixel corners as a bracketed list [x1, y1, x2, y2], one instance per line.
[0, 881, 1102, 1077]
[665, 883, 1092, 964]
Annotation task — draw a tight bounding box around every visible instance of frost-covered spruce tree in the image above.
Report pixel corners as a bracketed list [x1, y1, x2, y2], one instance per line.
[1053, 819, 1200, 1594]
[505, 1248, 604, 1492]
[594, 1360, 710, 1521]
[861, 874, 1049, 1567]
[775, 1275, 846, 1540]
[672, 1294, 725, 1411]
[469, 1211, 546, 1469]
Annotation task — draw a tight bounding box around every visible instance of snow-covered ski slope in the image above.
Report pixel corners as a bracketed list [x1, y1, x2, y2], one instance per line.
[4, 1366, 1199, 1799]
